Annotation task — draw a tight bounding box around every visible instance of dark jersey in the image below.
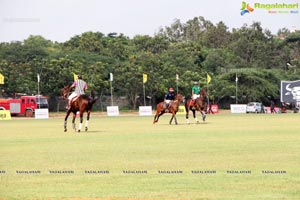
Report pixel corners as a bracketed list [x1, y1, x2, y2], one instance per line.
[165, 92, 176, 100]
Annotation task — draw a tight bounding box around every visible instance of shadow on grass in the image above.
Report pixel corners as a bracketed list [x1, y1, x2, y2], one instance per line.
[154, 121, 212, 126]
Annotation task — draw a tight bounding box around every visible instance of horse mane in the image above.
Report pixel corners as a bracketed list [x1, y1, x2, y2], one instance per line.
[175, 93, 181, 99]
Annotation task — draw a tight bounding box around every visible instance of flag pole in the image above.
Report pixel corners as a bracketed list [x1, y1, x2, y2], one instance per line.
[206, 73, 212, 105]
[37, 73, 40, 109]
[207, 79, 209, 106]
[143, 82, 146, 106]
[235, 73, 238, 104]
[176, 74, 179, 93]
[110, 73, 113, 106]
[206, 73, 210, 105]
[143, 73, 147, 106]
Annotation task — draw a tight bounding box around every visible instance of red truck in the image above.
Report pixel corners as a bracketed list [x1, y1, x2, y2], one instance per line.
[0, 95, 48, 117]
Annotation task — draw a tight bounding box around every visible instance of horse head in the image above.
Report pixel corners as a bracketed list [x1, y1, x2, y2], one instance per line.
[176, 93, 185, 103]
[200, 88, 208, 97]
[61, 86, 70, 100]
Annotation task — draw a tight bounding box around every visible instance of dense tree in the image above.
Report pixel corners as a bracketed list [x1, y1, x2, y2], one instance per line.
[0, 17, 299, 110]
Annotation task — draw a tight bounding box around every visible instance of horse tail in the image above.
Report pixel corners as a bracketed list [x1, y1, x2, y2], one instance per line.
[89, 90, 98, 105]
[91, 97, 98, 105]
[91, 90, 95, 99]
[185, 99, 190, 112]
[184, 101, 188, 112]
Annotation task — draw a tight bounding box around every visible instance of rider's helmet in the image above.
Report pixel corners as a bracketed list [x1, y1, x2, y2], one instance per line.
[194, 81, 198, 85]
[169, 87, 174, 92]
[77, 75, 82, 79]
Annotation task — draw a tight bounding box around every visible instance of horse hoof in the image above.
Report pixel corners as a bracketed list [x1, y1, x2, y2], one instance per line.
[78, 130, 81, 133]
[85, 127, 88, 132]
[64, 129, 67, 132]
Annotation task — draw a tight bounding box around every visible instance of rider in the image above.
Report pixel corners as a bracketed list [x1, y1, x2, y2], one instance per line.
[190, 81, 201, 109]
[164, 87, 176, 112]
[67, 75, 88, 109]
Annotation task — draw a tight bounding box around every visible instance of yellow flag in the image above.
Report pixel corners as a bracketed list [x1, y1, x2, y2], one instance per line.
[207, 73, 211, 84]
[0, 73, 4, 84]
[143, 73, 147, 84]
[73, 73, 78, 81]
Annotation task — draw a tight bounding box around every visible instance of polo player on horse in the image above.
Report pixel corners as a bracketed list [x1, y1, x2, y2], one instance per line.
[164, 87, 176, 112]
[67, 75, 88, 110]
[190, 81, 201, 109]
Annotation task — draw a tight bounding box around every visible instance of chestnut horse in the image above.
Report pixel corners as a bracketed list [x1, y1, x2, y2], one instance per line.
[153, 93, 184, 125]
[185, 88, 208, 124]
[61, 86, 98, 132]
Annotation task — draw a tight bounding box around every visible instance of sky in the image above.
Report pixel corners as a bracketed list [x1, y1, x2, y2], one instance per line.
[0, 0, 299, 42]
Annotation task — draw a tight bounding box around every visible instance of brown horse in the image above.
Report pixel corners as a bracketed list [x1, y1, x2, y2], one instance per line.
[185, 88, 208, 124]
[153, 93, 184, 125]
[61, 86, 98, 132]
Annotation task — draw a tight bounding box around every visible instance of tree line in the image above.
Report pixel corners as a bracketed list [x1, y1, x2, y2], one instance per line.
[0, 16, 299, 110]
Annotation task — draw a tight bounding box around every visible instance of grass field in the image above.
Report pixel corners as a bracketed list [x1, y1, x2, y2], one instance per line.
[0, 112, 300, 200]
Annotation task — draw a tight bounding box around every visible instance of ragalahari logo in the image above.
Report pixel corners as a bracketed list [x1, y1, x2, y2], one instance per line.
[241, 1, 254, 15]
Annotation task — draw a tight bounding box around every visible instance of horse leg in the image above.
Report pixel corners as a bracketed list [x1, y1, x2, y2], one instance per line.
[169, 110, 178, 125]
[169, 114, 174, 125]
[173, 113, 178, 125]
[153, 114, 158, 124]
[201, 110, 207, 122]
[153, 110, 164, 124]
[64, 109, 72, 132]
[156, 112, 164, 123]
[72, 113, 76, 132]
[185, 107, 190, 124]
[185, 104, 190, 124]
[153, 108, 159, 124]
[193, 110, 199, 123]
[78, 112, 83, 132]
[85, 111, 90, 131]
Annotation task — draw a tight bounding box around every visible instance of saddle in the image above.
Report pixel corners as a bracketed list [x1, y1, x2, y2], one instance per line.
[189, 99, 196, 107]
[164, 101, 173, 113]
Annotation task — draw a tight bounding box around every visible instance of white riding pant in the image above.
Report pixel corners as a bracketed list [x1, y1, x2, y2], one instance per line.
[68, 92, 77, 100]
[192, 94, 200, 100]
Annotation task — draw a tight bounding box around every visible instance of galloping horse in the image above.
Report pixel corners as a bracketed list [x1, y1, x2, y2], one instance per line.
[61, 86, 98, 132]
[185, 88, 208, 124]
[153, 93, 184, 125]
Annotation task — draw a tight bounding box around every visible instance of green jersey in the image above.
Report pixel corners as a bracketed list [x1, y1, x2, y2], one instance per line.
[192, 85, 200, 95]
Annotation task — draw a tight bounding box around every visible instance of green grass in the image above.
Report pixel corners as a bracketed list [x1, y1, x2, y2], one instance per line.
[0, 113, 300, 199]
